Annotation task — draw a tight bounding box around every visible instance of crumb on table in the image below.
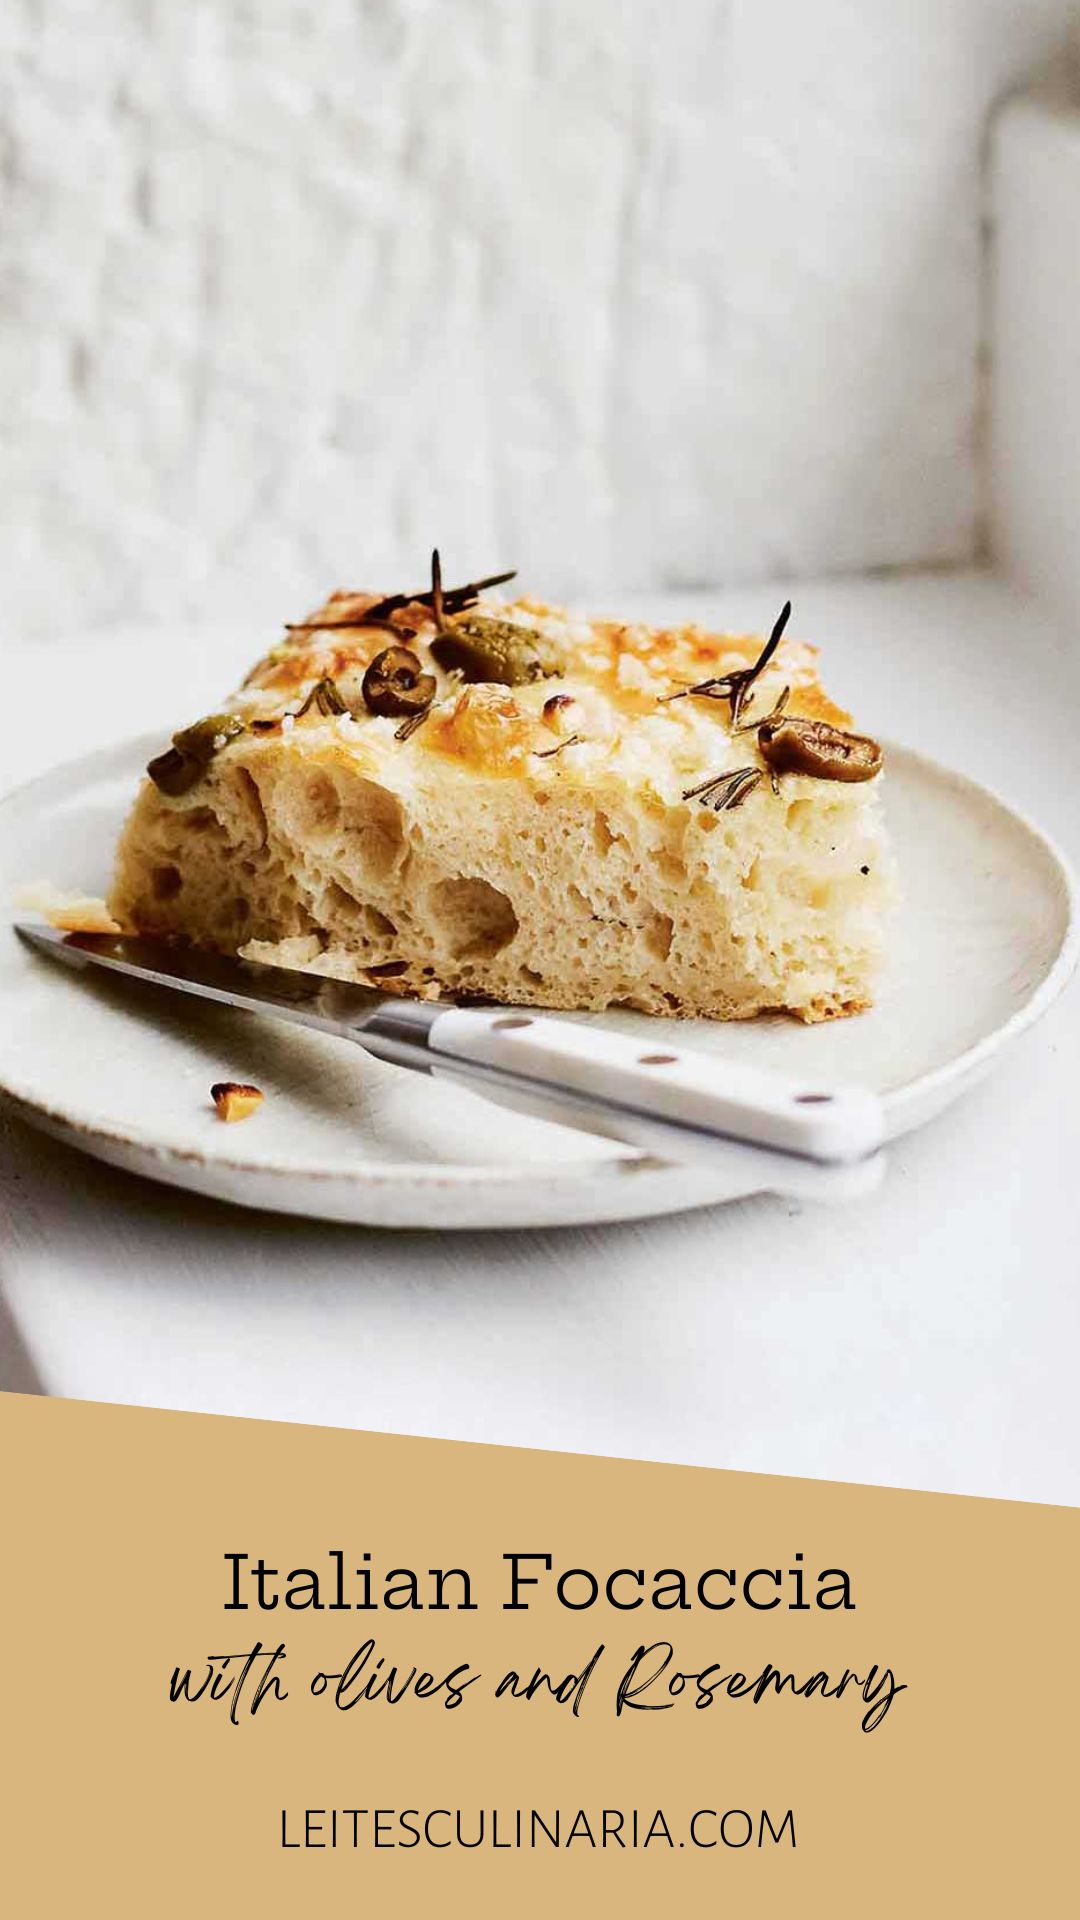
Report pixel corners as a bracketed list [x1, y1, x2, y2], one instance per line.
[211, 1082, 264, 1123]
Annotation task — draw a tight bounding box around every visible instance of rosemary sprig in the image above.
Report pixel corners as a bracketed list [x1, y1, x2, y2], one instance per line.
[283, 556, 516, 639]
[664, 600, 793, 726]
[295, 676, 349, 718]
[285, 616, 414, 637]
[682, 766, 763, 812]
[367, 560, 517, 624]
[394, 707, 430, 742]
[534, 733, 582, 758]
[431, 546, 448, 633]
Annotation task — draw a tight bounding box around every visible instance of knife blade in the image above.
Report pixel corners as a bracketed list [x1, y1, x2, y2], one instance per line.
[15, 924, 885, 1187]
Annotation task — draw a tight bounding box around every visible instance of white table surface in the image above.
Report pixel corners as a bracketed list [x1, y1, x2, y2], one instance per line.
[2, 569, 1078, 1504]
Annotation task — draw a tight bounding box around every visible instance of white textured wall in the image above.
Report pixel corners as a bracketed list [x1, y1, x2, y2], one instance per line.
[0, 0, 1073, 639]
[990, 88, 1080, 624]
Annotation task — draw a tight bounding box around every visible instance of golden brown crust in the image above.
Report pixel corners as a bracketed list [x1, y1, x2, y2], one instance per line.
[240, 591, 850, 735]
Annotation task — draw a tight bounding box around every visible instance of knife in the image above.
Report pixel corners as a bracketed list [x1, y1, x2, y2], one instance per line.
[15, 924, 885, 1193]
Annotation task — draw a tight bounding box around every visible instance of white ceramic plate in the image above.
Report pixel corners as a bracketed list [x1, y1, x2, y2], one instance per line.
[1, 735, 1075, 1228]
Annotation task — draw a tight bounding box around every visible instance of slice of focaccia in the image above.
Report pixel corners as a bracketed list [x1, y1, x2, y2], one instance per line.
[111, 559, 891, 1022]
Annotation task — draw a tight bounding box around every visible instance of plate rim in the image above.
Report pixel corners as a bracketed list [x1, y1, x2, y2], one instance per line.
[1, 729, 1076, 1200]
[868, 742, 1079, 1122]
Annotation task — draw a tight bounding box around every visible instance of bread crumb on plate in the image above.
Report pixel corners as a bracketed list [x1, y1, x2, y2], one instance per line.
[15, 882, 122, 936]
[211, 1082, 264, 1122]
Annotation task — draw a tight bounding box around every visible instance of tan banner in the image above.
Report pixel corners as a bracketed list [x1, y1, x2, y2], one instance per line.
[3, 1392, 1075, 1913]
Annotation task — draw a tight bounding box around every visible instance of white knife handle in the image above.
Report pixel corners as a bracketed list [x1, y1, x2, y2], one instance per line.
[427, 1007, 883, 1166]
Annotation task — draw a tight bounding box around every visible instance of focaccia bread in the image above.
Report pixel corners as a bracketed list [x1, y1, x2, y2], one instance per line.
[110, 559, 891, 1022]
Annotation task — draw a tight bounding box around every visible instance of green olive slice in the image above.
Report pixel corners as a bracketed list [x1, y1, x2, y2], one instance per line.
[362, 646, 437, 718]
[758, 716, 883, 783]
[147, 713, 246, 795]
[172, 713, 246, 758]
[430, 615, 559, 687]
[146, 747, 200, 796]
